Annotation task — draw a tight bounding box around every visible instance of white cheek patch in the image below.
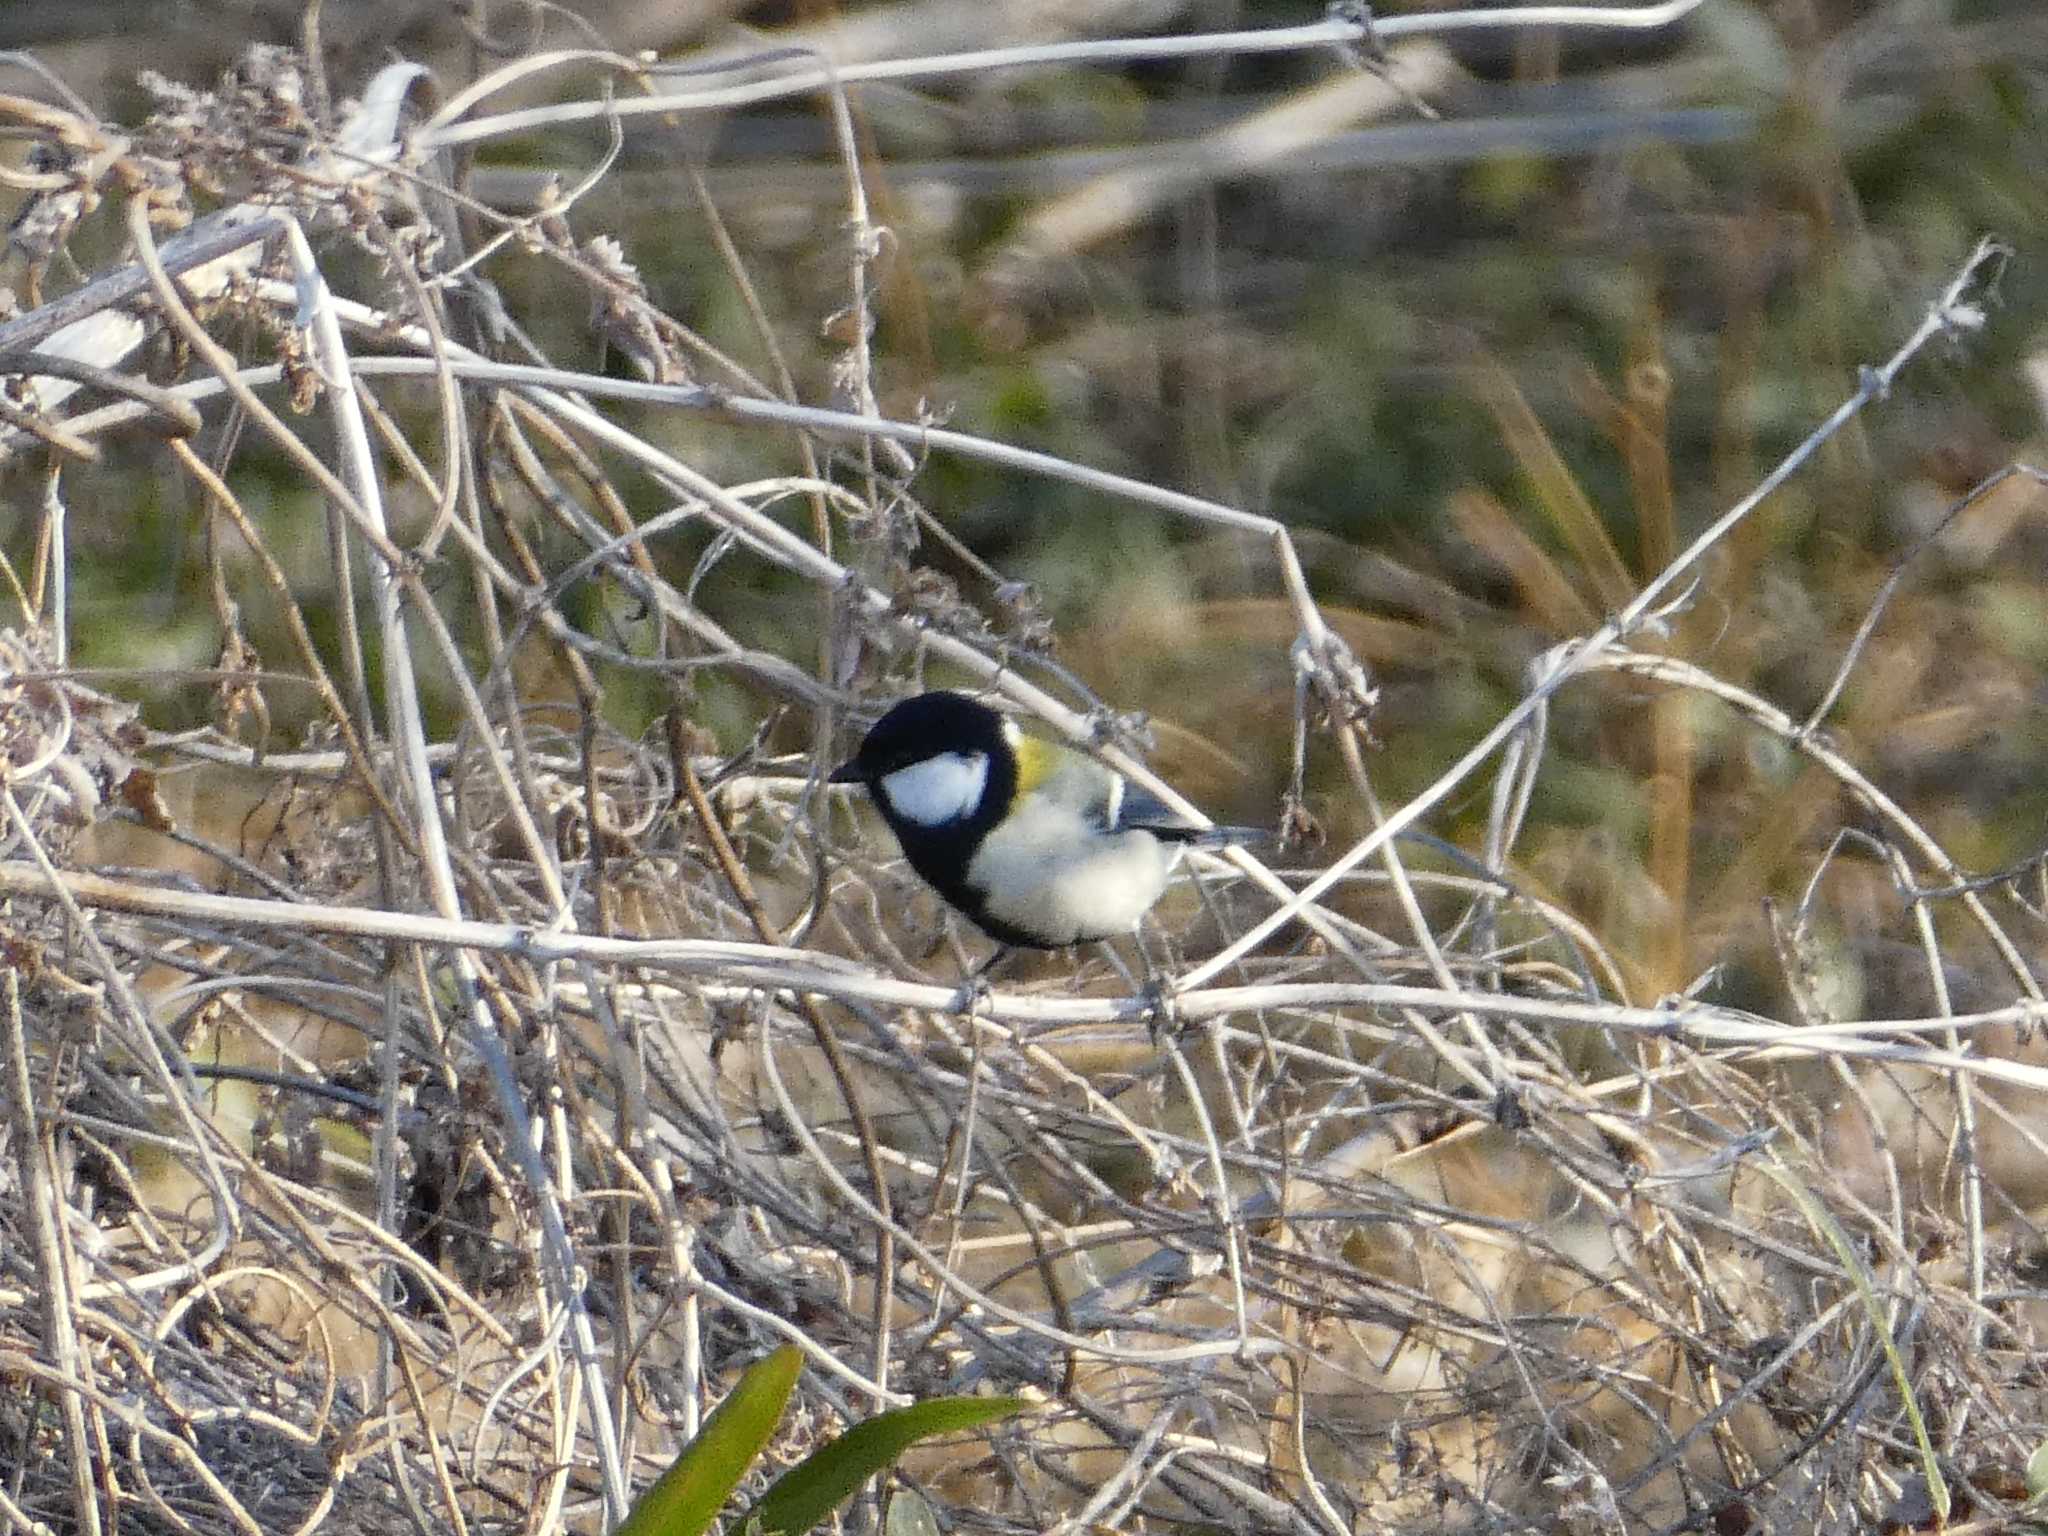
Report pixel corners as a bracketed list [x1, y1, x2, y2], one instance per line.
[878, 752, 989, 827]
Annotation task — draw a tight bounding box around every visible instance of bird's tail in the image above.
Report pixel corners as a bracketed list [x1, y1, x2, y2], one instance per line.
[1159, 824, 1265, 849]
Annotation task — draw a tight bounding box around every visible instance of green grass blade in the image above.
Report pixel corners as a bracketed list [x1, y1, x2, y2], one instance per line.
[615, 1345, 804, 1536]
[884, 1486, 942, 1536]
[1761, 1152, 1948, 1523]
[749, 1396, 1025, 1536]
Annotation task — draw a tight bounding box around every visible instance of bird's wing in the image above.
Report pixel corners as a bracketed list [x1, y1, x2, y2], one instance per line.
[1020, 733, 1262, 847]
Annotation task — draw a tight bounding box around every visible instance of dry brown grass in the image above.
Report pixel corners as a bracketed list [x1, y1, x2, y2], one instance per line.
[2, 13, 2048, 1536]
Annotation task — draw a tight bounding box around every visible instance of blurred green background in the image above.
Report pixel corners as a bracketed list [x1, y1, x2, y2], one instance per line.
[4, 0, 2046, 1013]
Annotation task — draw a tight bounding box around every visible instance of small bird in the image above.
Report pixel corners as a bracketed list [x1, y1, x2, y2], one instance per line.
[829, 690, 1253, 951]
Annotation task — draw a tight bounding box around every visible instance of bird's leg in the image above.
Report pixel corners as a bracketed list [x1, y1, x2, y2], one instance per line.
[1096, 939, 1140, 994]
[948, 944, 1013, 1015]
[1137, 929, 1180, 1042]
[1104, 929, 1177, 1039]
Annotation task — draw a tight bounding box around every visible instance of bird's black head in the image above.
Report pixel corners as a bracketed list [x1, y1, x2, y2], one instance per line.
[829, 690, 1009, 789]
[829, 690, 1020, 902]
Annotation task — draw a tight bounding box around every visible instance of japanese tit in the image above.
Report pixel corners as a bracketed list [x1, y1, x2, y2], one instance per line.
[829, 690, 1253, 949]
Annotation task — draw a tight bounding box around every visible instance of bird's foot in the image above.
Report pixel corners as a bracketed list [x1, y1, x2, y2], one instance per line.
[947, 972, 993, 1017]
[1141, 978, 1181, 1045]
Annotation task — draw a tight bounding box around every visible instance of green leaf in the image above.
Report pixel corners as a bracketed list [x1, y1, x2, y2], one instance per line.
[748, 1396, 1025, 1536]
[615, 1345, 804, 1536]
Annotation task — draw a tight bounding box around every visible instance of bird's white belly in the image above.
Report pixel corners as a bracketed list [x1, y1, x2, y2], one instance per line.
[967, 807, 1175, 945]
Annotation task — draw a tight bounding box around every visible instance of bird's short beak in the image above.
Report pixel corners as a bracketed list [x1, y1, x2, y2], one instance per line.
[827, 759, 863, 785]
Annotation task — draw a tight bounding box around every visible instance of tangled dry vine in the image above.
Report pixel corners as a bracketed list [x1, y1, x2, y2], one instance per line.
[2, 7, 2046, 1535]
